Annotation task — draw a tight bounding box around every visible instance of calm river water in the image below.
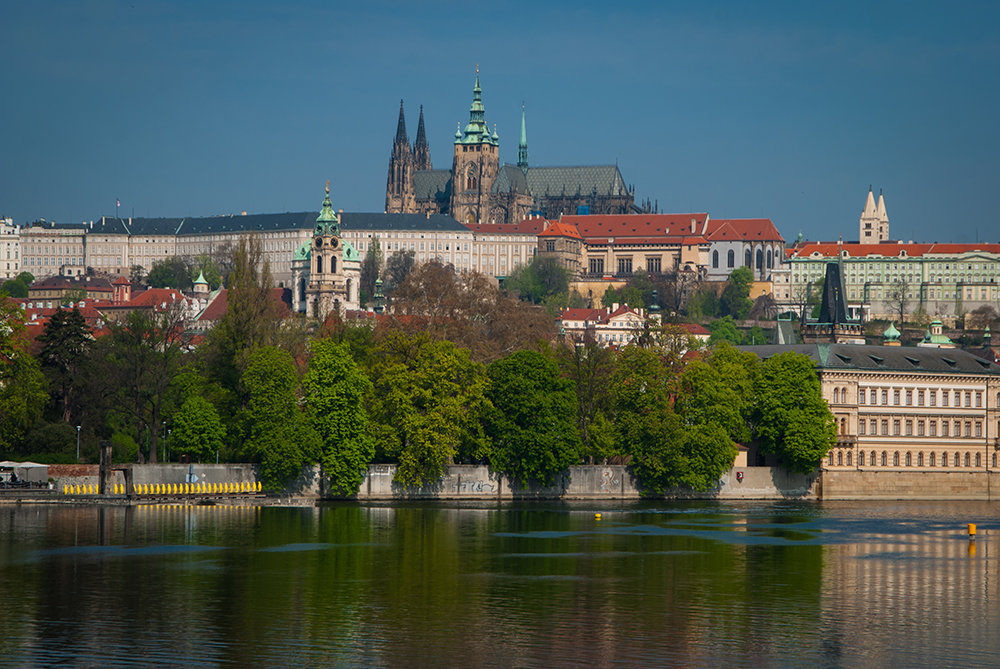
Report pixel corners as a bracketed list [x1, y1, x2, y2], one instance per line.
[0, 500, 998, 667]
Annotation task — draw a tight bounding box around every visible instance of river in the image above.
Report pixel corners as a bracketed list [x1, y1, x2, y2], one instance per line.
[0, 500, 996, 667]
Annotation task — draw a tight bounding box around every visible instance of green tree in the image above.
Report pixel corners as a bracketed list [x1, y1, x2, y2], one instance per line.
[754, 351, 836, 473]
[1, 279, 27, 297]
[147, 256, 192, 290]
[360, 237, 383, 305]
[556, 340, 618, 462]
[0, 350, 46, 453]
[369, 333, 491, 488]
[303, 339, 375, 496]
[171, 395, 226, 463]
[505, 255, 570, 304]
[202, 235, 280, 395]
[720, 266, 753, 319]
[16, 272, 34, 286]
[685, 287, 719, 321]
[240, 347, 320, 490]
[486, 350, 580, 487]
[708, 315, 743, 345]
[37, 307, 91, 423]
[706, 342, 758, 444]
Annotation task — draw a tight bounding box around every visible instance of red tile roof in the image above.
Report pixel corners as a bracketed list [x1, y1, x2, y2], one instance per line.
[538, 220, 582, 239]
[705, 218, 784, 243]
[789, 242, 1000, 259]
[560, 213, 710, 240]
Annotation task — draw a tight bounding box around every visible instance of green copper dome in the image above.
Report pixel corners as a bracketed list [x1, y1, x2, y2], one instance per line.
[315, 182, 340, 236]
[294, 239, 312, 261]
[882, 322, 900, 341]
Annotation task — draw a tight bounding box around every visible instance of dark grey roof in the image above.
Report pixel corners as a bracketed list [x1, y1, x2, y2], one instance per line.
[491, 165, 529, 195]
[50, 213, 320, 237]
[493, 165, 629, 198]
[340, 212, 468, 232]
[413, 170, 451, 200]
[741, 344, 1000, 375]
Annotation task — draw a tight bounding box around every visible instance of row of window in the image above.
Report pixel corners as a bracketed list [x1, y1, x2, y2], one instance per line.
[855, 417, 986, 438]
[839, 386, 990, 408]
[829, 449, 994, 468]
[711, 248, 776, 270]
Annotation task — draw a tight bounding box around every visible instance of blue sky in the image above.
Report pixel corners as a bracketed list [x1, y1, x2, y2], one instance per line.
[3, 1, 998, 243]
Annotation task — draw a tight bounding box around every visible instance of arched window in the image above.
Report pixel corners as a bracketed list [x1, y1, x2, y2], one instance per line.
[766, 250, 773, 269]
[846, 452, 852, 466]
[905, 452, 912, 466]
[917, 452, 923, 467]
[942, 452, 948, 467]
[870, 451, 877, 467]
[840, 417, 847, 434]
[881, 452, 887, 466]
[837, 451, 843, 466]
[316, 256, 323, 274]
[993, 452, 996, 469]
[842, 387, 848, 401]
[833, 388, 840, 403]
[756, 249, 764, 270]
[976, 452, 982, 468]
[330, 256, 337, 273]
[828, 452, 834, 466]
[955, 452, 961, 467]
[893, 451, 899, 466]
[727, 250, 735, 267]
[929, 452, 936, 467]
[712, 250, 719, 268]
[964, 452, 971, 467]
[745, 249, 751, 267]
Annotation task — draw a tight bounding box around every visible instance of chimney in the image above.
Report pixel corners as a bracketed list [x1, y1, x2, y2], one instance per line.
[690, 218, 696, 234]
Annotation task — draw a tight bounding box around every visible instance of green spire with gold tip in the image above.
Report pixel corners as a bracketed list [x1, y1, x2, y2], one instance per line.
[316, 180, 339, 235]
[517, 103, 528, 173]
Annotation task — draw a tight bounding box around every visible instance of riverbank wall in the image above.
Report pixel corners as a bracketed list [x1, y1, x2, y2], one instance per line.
[820, 470, 1000, 500]
[39, 463, 815, 502]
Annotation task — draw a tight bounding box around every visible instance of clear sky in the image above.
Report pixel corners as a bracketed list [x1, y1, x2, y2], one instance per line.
[3, 1, 998, 244]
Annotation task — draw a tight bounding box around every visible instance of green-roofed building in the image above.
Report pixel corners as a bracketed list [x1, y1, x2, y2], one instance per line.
[386, 68, 647, 225]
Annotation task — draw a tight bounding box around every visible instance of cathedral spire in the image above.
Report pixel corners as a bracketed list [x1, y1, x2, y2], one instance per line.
[517, 104, 529, 173]
[458, 65, 493, 145]
[414, 104, 431, 170]
[394, 99, 408, 145]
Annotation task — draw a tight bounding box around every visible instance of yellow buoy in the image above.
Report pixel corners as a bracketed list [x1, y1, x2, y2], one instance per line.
[969, 523, 977, 538]
[595, 513, 602, 520]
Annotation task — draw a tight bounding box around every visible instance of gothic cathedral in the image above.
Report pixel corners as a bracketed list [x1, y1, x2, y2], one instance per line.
[385, 68, 646, 224]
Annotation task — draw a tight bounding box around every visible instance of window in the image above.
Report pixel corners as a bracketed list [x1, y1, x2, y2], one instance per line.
[859, 421, 866, 435]
[961, 421, 967, 437]
[617, 257, 632, 275]
[871, 389, 878, 404]
[881, 389, 888, 405]
[745, 249, 751, 267]
[930, 452, 936, 467]
[942, 451, 948, 467]
[930, 421, 937, 436]
[837, 451, 843, 466]
[918, 390, 925, 406]
[893, 420, 901, 436]
[955, 452, 961, 467]
[545, 241, 555, 253]
[881, 420, 889, 435]
[918, 452, 924, 466]
[892, 452, 899, 466]
[976, 422, 982, 437]
[589, 258, 604, 274]
[942, 390, 949, 406]
[976, 452, 982, 468]
[905, 452, 912, 466]
[964, 452, 971, 467]
[906, 390, 912, 406]
[965, 392, 972, 408]
[647, 257, 661, 274]
[871, 419, 877, 435]
[727, 250, 735, 268]
[976, 391, 982, 408]
[905, 420, 913, 436]
[846, 452, 852, 466]
[881, 452, 887, 466]
[833, 388, 840, 403]
[712, 251, 719, 268]
[893, 389, 901, 405]
[870, 451, 877, 466]
[943, 422, 949, 437]
[929, 390, 936, 407]
[859, 391, 866, 405]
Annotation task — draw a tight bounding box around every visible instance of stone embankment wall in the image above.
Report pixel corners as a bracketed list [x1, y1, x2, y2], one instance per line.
[46, 463, 816, 501]
[355, 464, 816, 501]
[820, 470, 1000, 500]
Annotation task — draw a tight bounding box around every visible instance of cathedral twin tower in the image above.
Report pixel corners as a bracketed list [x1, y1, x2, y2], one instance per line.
[385, 69, 638, 225]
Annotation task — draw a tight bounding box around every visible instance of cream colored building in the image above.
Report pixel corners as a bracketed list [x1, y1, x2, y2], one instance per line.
[745, 344, 1000, 473]
[0, 217, 21, 280]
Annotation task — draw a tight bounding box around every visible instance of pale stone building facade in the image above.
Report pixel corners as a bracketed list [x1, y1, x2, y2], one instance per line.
[0, 217, 21, 280]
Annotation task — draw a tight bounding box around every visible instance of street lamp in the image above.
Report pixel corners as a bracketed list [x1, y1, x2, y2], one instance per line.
[76, 425, 81, 462]
[166, 429, 171, 462]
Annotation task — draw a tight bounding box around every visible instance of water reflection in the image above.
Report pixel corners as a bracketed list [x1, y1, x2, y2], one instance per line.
[0, 501, 997, 667]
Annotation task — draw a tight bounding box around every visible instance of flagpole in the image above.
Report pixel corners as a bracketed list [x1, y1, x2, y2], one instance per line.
[116, 198, 119, 219]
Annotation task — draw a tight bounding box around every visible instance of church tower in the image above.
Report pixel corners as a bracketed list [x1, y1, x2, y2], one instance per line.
[859, 186, 890, 243]
[413, 105, 432, 170]
[308, 182, 349, 320]
[450, 66, 500, 225]
[385, 101, 415, 213]
[517, 104, 529, 174]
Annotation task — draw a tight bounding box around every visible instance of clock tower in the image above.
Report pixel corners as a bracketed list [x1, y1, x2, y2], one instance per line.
[307, 182, 350, 320]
